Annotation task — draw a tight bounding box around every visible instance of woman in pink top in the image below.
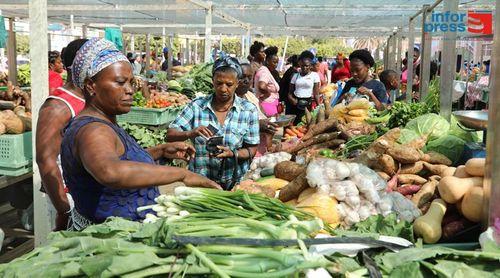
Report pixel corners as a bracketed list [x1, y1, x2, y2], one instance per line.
[254, 46, 280, 117]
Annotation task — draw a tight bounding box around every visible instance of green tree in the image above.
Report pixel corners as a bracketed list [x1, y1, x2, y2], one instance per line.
[3, 34, 30, 56]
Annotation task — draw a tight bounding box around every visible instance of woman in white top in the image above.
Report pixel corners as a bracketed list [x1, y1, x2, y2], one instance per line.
[288, 51, 321, 125]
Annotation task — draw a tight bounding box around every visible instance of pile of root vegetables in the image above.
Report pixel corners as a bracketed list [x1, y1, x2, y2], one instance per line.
[0, 82, 31, 135]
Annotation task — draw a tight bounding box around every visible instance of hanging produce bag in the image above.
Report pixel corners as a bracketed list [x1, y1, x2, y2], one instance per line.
[104, 27, 123, 51]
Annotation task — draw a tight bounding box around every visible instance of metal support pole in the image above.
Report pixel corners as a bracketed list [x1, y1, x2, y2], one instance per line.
[396, 30, 402, 73]
[383, 38, 389, 70]
[167, 35, 173, 79]
[186, 38, 190, 65]
[145, 33, 151, 72]
[162, 27, 166, 49]
[219, 33, 222, 53]
[419, 4, 432, 101]
[130, 34, 135, 52]
[281, 35, 289, 72]
[7, 17, 17, 86]
[245, 28, 251, 58]
[241, 35, 245, 57]
[204, 3, 212, 63]
[70, 14, 74, 33]
[406, 19, 415, 103]
[194, 39, 198, 64]
[439, 0, 458, 121]
[484, 0, 500, 229]
[30, 0, 50, 247]
[82, 24, 87, 38]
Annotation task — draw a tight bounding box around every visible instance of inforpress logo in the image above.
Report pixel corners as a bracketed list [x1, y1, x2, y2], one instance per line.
[424, 10, 493, 35]
[467, 10, 493, 35]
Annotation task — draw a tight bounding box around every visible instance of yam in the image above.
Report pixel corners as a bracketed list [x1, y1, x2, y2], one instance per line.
[274, 161, 306, 182]
[385, 144, 423, 164]
[324, 95, 332, 119]
[317, 106, 326, 122]
[400, 161, 425, 175]
[398, 174, 427, 185]
[422, 152, 452, 166]
[377, 171, 391, 181]
[465, 158, 485, 177]
[301, 139, 345, 153]
[278, 172, 309, 202]
[377, 154, 397, 176]
[423, 162, 450, 176]
[0, 123, 5, 135]
[302, 117, 338, 141]
[396, 184, 422, 196]
[286, 131, 340, 154]
[411, 180, 439, 208]
[1, 112, 24, 134]
[454, 165, 470, 178]
[404, 135, 428, 150]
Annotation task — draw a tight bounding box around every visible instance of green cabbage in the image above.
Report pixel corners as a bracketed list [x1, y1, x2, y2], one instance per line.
[397, 129, 420, 145]
[404, 113, 450, 141]
[449, 115, 480, 143]
[423, 135, 465, 164]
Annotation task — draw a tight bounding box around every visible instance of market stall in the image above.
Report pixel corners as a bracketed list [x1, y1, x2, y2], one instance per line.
[0, 0, 498, 276]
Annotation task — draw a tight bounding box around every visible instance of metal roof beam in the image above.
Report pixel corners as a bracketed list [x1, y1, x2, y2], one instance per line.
[88, 23, 236, 28]
[0, 4, 200, 11]
[185, 0, 251, 30]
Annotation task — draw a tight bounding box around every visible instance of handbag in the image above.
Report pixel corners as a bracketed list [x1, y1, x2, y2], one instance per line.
[297, 98, 312, 110]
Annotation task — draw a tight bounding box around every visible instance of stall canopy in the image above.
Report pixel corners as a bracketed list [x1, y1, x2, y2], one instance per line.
[0, 0, 495, 37]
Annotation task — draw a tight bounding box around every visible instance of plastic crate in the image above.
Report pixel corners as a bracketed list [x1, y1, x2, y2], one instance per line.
[116, 106, 184, 126]
[0, 164, 32, 177]
[0, 132, 33, 168]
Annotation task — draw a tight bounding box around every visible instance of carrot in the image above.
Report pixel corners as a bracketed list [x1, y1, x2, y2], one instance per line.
[297, 126, 307, 133]
[302, 117, 338, 141]
[285, 129, 296, 137]
[296, 132, 304, 138]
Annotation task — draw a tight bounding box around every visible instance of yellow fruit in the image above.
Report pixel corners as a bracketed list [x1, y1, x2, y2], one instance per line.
[256, 178, 289, 191]
[296, 189, 340, 226]
[347, 109, 368, 117]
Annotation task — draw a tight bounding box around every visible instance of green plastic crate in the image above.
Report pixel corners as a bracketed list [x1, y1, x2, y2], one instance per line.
[0, 131, 33, 168]
[117, 106, 184, 126]
[0, 164, 32, 177]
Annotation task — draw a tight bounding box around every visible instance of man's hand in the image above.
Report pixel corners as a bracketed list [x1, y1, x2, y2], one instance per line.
[259, 119, 278, 134]
[189, 126, 213, 139]
[215, 146, 234, 159]
[162, 142, 195, 161]
[182, 172, 222, 190]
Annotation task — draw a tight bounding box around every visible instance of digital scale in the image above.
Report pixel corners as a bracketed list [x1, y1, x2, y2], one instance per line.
[453, 110, 488, 164]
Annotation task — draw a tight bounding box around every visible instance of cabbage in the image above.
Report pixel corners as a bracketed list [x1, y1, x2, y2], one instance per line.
[423, 135, 465, 164]
[449, 115, 480, 143]
[397, 129, 420, 145]
[404, 113, 450, 141]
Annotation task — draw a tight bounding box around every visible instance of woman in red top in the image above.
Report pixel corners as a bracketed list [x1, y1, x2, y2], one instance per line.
[48, 50, 64, 94]
[331, 53, 351, 83]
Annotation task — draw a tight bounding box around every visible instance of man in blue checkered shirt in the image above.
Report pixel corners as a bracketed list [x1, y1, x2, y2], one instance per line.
[168, 57, 260, 190]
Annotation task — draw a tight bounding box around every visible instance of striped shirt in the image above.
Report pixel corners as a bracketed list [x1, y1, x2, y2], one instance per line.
[169, 94, 260, 189]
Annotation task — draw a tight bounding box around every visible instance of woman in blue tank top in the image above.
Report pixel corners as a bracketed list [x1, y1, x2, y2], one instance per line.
[61, 38, 221, 230]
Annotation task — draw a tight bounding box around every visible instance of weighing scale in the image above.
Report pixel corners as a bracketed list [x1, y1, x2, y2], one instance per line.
[453, 110, 488, 163]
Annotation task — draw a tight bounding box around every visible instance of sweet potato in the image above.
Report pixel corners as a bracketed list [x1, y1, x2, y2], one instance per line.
[411, 180, 439, 207]
[274, 161, 306, 182]
[377, 171, 391, 181]
[399, 161, 425, 175]
[404, 135, 428, 150]
[423, 162, 449, 176]
[428, 175, 442, 182]
[301, 117, 338, 141]
[278, 172, 309, 202]
[377, 154, 397, 176]
[442, 219, 472, 240]
[441, 167, 456, 177]
[396, 184, 421, 196]
[423, 152, 452, 166]
[398, 174, 427, 185]
[0, 123, 6, 135]
[385, 145, 424, 164]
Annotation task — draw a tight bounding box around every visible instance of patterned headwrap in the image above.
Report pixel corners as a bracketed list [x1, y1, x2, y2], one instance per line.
[212, 55, 242, 79]
[71, 38, 129, 89]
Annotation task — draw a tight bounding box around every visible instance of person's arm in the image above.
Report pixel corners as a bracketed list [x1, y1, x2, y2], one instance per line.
[258, 81, 271, 99]
[76, 123, 221, 189]
[288, 84, 298, 106]
[313, 82, 321, 104]
[35, 99, 72, 230]
[146, 142, 195, 161]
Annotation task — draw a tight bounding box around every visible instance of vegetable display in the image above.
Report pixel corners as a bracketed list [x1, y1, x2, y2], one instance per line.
[120, 123, 167, 148]
[0, 82, 32, 135]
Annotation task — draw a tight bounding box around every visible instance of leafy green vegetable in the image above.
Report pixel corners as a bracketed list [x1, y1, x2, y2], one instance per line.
[387, 101, 429, 129]
[389, 261, 425, 278]
[404, 113, 450, 141]
[120, 122, 167, 148]
[397, 129, 421, 145]
[449, 115, 479, 143]
[423, 78, 440, 114]
[423, 135, 465, 165]
[340, 213, 414, 242]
